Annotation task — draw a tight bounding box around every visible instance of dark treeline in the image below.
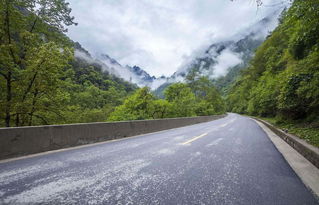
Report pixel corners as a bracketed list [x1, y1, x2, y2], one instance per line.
[226, 0, 319, 123]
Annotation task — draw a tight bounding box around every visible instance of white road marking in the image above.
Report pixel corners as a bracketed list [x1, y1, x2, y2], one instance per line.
[181, 133, 208, 145]
[218, 118, 237, 128]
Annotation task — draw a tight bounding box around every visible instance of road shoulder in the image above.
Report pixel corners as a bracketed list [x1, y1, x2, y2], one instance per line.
[254, 119, 319, 198]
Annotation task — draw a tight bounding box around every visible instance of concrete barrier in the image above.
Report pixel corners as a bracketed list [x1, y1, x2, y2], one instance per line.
[254, 118, 319, 170]
[0, 115, 225, 160]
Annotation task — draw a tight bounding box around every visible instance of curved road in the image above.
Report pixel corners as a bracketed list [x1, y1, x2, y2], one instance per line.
[0, 114, 318, 204]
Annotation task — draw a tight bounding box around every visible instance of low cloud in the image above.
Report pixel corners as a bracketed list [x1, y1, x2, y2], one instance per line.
[212, 49, 243, 78]
[67, 0, 290, 77]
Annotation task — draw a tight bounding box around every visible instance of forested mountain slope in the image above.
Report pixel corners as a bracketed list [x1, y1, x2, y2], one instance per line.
[226, 0, 319, 122]
[0, 1, 136, 127]
[152, 9, 285, 95]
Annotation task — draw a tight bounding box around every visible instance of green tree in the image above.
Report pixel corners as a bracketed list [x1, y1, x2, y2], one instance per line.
[186, 72, 226, 115]
[109, 87, 157, 121]
[0, 0, 76, 126]
[164, 83, 196, 117]
[14, 42, 73, 125]
[151, 99, 171, 119]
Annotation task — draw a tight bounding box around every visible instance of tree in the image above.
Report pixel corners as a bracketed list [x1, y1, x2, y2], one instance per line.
[13, 42, 73, 126]
[109, 87, 157, 121]
[164, 83, 196, 117]
[186, 73, 226, 115]
[151, 99, 170, 119]
[0, 0, 76, 126]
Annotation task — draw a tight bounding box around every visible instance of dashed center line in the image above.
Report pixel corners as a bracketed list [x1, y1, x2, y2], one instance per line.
[181, 133, 208, 145]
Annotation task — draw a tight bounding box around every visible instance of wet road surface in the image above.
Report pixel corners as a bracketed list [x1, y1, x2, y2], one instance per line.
[0, 113, 318, 204]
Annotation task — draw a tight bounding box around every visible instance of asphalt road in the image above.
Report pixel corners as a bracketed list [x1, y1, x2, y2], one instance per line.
[0, 113, 318, 204]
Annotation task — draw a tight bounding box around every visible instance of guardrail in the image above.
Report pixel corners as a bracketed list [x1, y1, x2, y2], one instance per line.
[0, 115, 226, 160]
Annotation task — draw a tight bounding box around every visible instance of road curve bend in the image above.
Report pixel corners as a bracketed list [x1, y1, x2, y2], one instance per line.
[0, 113, 318, 204]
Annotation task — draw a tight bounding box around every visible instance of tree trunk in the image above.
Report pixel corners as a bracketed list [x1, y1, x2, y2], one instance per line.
[4, 0, 12, 127]
[5, 71, 12, 127]
[28, 90, 39, 126]
[15, 113, 20, 127]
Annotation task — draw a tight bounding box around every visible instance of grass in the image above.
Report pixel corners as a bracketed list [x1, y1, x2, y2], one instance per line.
[260, 117, 319, 148]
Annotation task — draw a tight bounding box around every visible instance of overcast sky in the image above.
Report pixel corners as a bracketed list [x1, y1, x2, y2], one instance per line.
[67, 0, 286, 77]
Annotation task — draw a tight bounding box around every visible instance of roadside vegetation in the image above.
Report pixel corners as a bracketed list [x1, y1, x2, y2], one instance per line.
[261, 117, 319, 147]
[109, 75, 226, 121]
[226, 0, 319, 146]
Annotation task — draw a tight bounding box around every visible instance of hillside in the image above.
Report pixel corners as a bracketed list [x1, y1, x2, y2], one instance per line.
[152, 8, 285, 95]
[226, 0, 319, 145]
[0, 1, 137, 127]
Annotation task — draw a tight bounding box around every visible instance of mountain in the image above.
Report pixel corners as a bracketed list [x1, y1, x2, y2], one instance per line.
[126, 65, 156, 83]
[211, 32, 266, 94]
[152, 7, 287, 94]
[74, 6, 287, 94]
[72, 42, 137, 93]
[73, 45, 156, 87]
[98, 54, 156, 87]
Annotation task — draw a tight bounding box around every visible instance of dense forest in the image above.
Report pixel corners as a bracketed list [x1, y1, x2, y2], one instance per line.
[0, 0, 136, 127]
[225, 0, 319, 146]
[226, 0, 318, 122]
